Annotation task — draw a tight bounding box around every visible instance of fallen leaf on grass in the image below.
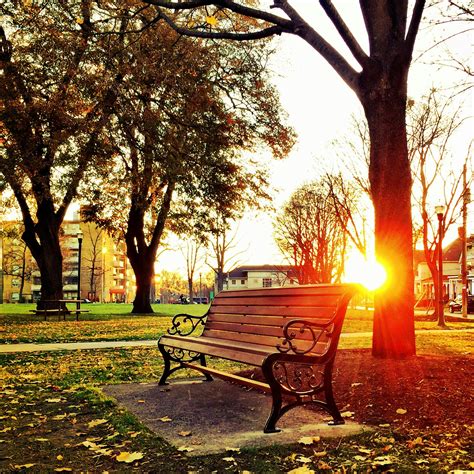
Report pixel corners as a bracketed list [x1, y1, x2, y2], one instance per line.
[313, 451, 327, 457]
[372, 455, 394, 467]
[396, 408, 407, 415]
[35, 438, 49, 442]
[222, 457, 235, 462]
[178, 431, 192, 437]
[14, 465, 36, 469]
[88, 419, 108, 428]
[317, 461, 331, 470]
[54, 469, 72, 472]
[56, 455, 63, 461]
[341, 411, 354, 418]
[296, 455, 312, 463]
[116, 452, 143, 463]
[287, 466, 315, 474]
[177, 446, 194, 452]
[159, 416, 172, 422]
[46, 398, 63, 403]
[225, 447, 240, 452]
[298, 436, 320, 445]
[407, 437, 423, 449]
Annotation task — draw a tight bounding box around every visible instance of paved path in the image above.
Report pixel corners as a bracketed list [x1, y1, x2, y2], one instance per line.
[1, 328, 473, 353]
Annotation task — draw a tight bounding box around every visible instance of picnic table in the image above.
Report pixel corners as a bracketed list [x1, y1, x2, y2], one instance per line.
[29, 299, 90, 321]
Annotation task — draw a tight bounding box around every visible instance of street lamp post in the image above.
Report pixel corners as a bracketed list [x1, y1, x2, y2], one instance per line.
[101, 246, 107, 303]
[199, 272, 202, 302]
[435, 205, 445, 326]
[77, 230, 83, 302]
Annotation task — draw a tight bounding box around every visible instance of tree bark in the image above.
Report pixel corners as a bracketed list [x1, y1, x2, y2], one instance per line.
[22, 209, 64, 308]
[132, 261, 154, 313]
[362, 79, 416, 358]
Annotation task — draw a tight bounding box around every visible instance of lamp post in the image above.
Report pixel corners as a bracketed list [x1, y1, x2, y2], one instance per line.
[199, 272, 202, 302]
[435, 205, 445, 326]
[101, 246, 107, 303]
[77, 230, 83, 302]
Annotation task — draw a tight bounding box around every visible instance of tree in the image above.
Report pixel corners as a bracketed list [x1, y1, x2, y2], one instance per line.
[206, 216, 246, 293]
[142, 0, 427, 357]
[83, 22, 293, 313]
[323, 173, 369, 257]
[274, 180, 348, 284]
[408, 90, 470, 326]
[180, 238, 205, 302]
[0, 4, 131, 307]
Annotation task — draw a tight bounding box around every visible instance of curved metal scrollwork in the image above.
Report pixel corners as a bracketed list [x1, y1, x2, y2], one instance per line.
[277, 318, 333, 355]
[162, 346, 202, 363]
[273, 361, 323, 394]
[168, 313, 207, 337]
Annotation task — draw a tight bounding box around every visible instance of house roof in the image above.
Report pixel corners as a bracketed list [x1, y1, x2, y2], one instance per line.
[228, 265, 298, 278]
[415, 234, 474, 264]
[443, 235, 474, 261]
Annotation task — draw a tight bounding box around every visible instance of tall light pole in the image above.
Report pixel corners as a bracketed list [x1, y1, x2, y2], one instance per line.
[199, 272, 202, 302]
[77, 230, 83, 301]
[435, 205, 445, 326]
[101, 245, 107, 303]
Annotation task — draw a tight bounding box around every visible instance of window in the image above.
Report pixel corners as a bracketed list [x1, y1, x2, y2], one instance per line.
[241, 280, 245, 285]
[231, 279, 236, 285]
[262, 278, 272, 288]
[11, 279, 20, 287]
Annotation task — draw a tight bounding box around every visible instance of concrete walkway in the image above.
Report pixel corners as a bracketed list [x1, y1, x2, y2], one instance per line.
[1, 328, 473, 353]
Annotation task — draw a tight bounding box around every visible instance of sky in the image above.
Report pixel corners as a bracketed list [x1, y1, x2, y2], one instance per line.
[157, 2, 473, 277]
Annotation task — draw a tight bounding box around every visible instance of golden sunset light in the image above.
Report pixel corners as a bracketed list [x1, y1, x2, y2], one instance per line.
[344, 253, 388, 292]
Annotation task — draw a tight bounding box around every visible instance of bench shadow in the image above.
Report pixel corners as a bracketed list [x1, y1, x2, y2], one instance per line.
[102, 378, 370, 456]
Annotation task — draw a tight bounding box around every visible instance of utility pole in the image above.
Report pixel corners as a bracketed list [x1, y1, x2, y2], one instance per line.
[460, 164, 470, 318]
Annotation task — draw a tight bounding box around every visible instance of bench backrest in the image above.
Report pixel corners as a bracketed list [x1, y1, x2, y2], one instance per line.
[203, 284, 360, 357]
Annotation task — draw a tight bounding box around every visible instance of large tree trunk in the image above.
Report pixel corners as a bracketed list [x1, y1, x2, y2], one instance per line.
[132, 259, 154, 313]
[22, 211, 64, 309]
[362, 87, 416, 358]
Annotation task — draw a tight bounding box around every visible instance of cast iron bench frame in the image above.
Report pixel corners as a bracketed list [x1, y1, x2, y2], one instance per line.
[158, 284, 360, 433]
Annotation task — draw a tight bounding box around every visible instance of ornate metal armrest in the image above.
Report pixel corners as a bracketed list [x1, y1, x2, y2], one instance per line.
[276, 318, 334, 355]
[168, 313, 208, 337]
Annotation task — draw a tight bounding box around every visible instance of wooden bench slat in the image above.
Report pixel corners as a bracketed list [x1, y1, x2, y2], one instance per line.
[160, 335, 269, 365]
[209, 305, 335, 319]
[208, 314, 290, 327]
[220, 284, 354, 298]
[204, 320, 330, 344]
[211, 295, 340, 308]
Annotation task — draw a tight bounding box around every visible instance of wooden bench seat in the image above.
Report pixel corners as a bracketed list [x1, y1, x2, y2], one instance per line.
[158, 284, 360, 433]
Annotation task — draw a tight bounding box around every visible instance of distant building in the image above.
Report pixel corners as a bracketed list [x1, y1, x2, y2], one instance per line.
[414, 235, 474, 305]
[0, 215, 134, 303]
[225, 265, 299, 290]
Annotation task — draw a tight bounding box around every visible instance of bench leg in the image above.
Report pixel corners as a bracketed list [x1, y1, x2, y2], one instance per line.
[262, 358, 283, 433]
[324, 360, 344, 425]
[199, 355, 213, 382]
[158, 344, 172, 385]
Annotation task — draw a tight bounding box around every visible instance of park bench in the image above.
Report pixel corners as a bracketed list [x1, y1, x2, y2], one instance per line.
[158, 283, 360, 433]
[30, 299, 90, 321]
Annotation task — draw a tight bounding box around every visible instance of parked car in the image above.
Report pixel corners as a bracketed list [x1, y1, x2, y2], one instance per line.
[448, 294, 474, 313]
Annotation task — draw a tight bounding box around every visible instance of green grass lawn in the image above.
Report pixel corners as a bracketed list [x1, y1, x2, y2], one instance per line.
[1, 304, 472, 344]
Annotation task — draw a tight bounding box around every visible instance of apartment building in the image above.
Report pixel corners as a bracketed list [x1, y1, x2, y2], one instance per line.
[0, 216, 134, 303]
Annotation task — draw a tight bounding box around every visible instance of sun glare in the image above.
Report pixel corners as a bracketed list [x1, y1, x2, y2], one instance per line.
[344, 254, 387, 291]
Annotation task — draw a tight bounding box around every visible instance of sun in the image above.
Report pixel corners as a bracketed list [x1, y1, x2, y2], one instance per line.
[344, 253, 387, 291]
